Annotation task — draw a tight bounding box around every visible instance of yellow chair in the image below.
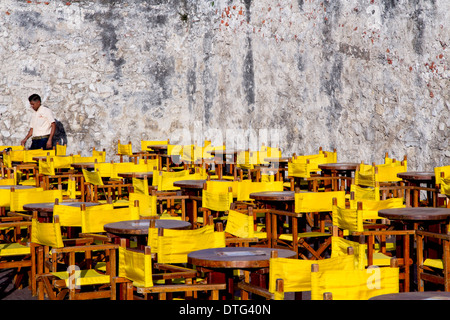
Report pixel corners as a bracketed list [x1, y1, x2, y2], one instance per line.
[31, 213, 118, 300]
[199, 181, 234, 227]
[310, 258, 399, 300]
[0, 217, 32, 290]
[238, 246, 355, 300]
[416, 228, 450, 291]
[224, 207, 267, 247]
[129, 191, 158, 218]
[92, 147, 106, 162]
[117, 140, 133, 162]
[81, 169, 130, 203]
[274, 190, 346, 259]
[112, 239, 226, 300]
[55, 143, 67, 156]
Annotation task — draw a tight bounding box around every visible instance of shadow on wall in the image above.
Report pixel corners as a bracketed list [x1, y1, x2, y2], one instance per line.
[52, 119, 68, 147]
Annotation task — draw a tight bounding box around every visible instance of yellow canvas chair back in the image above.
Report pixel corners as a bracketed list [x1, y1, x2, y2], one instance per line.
[39, 159, 55, 176]
[225, 209, 255, 238]
[354, 163, 377, 187]
[310, 262, 399, 300]
[129, 192, 157, 218]
[319, 148, 337, 163]
[202, 183, 234, 212]
[349, 197, 405, 220]
[9, 150, 25, 163]
[81, 204, 137, 234]
[23, 149, 55, 163]
[82, 169, 104, 186]
[350, 184, 381, 201]
[94, 162, 113, 179]
[111, 162, 137, 179]
[141, 139, 169, 152]
[236, 180, 284, 202]
[376, 162, 407, 183]
[331, 236, 367, 269]
[268, 250, 355, 300]
[48, 155, 73, 169]
[92, 148, 106, 162]
[295, 190, 345, 214]
[434, 165, 450, 186]
[137, 158, 159, 171]
[440, 177, 450, 198]
[157, 224, 226, 264]
[31, 215, 64, 248]
[2, 152, 13, 168]
[55, 144, 67, 156]
[71, 155, 103, 164]
[0, 187, 43, 208]
[53, 204, 83, 227]
[117, 140, 133, 156]
[132, 177, 149, 195]
[10, 189, 62, 212]
[155, 170, 190, 191]
[118, 245, 154, 287]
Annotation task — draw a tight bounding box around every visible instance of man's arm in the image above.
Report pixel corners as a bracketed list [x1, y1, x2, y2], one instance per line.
[46, 122, 56, 149]
[21, 128, 33, 147]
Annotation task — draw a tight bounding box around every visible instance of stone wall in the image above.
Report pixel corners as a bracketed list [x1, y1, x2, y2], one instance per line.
[0, 0, 448, 170]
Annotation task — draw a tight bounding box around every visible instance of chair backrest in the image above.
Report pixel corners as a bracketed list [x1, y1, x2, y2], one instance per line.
[349, 197, 405, 220]
[202, 183, 234, 212]
[434, 165, 450, 186]
[331, 236, 367, 270]
[153, 170, 190, 191]
[49, 155, 73, 169]
[94, 162, 113, 178]
[81, 203, 138, 234]
[55, 144, 67, 156]
[137, 158, 159, 171]
[82, 169, 104, 186]
[10, 189, 63, 212]
[71, 155, 103, 164]
[268, 249, 355, 299]
[53, 203, 83, 227]
[132, 177, 149, 195]
[129, 192, 157, 218]
[310, 261, 399, 300]
[350, 184, 380, 201]
[236, 180, 284, 202]
[31, 214, 64, 248]
[23, 149, 55, 163]
[118, 244, 154, 287]
[141, 139, 169, 151]
[294, 190, 345, 214]
[38, 159, 56, 176]
[376, 161, 407, 183]
[224, 209, 255, 238]
[156, 224, 226, 264]
[92, 148, 106, 162]
[117, 140, 133, 156]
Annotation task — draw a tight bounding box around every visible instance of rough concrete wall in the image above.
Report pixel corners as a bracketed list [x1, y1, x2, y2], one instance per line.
[0, 0, 448, 170]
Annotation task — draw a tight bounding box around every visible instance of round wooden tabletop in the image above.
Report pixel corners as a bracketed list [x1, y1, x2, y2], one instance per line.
[188, 247, 296, 269]
[369, 291, 450, 300]
[263, 157, 290, 163]
[173, 179, 207, 189]
[397, 171, 435, 181]
[378, 207, 450, 222]
[117, 172, 154, 179]
[318, 162, 359, 171]
[249, 191, 295, 201]
[23, 201, 99, 213]
[103, 219, 192, 235]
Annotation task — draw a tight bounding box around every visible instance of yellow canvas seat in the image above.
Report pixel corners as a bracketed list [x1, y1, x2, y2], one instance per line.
[31, 213, 117, 300]
[310, 258, 399, 300]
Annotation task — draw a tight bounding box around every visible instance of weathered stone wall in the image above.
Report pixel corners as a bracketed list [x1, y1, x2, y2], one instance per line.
[0, 0, 448, 170]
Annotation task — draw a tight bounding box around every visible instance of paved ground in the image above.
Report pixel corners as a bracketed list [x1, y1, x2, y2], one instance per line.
[0, 269, 37, 300]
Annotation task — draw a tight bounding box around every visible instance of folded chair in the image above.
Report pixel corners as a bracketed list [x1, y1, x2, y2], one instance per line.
[310, 257, 399, 300]
[238, 246, 355, 300]
[31, 213, 118, 300]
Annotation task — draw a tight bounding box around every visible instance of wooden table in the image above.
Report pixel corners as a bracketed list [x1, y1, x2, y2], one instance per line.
[104, 219, 191, 249]
[71, 162, 99, 170]
[397, 172, 437, 207]
[117, 171, 154, 184]
[188, 247, 296, 299]
[250, 191, 297, 250]
[369, 291, 450, 300]
[318, 162, 358, 192]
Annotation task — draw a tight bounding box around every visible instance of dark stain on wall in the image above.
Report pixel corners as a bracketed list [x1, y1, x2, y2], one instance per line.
[202, 30, 215, 126]
[16, 11, 54, 32]
[187, 64, 197, 113]
[243, 36, 255, 110]
[84, 10, 125, 80]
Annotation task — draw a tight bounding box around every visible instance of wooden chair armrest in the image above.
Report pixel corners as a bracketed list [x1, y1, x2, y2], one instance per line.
[51, 243, 118, 254]
[78, 233, 111, 242]
[237, 281, 274, 299]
